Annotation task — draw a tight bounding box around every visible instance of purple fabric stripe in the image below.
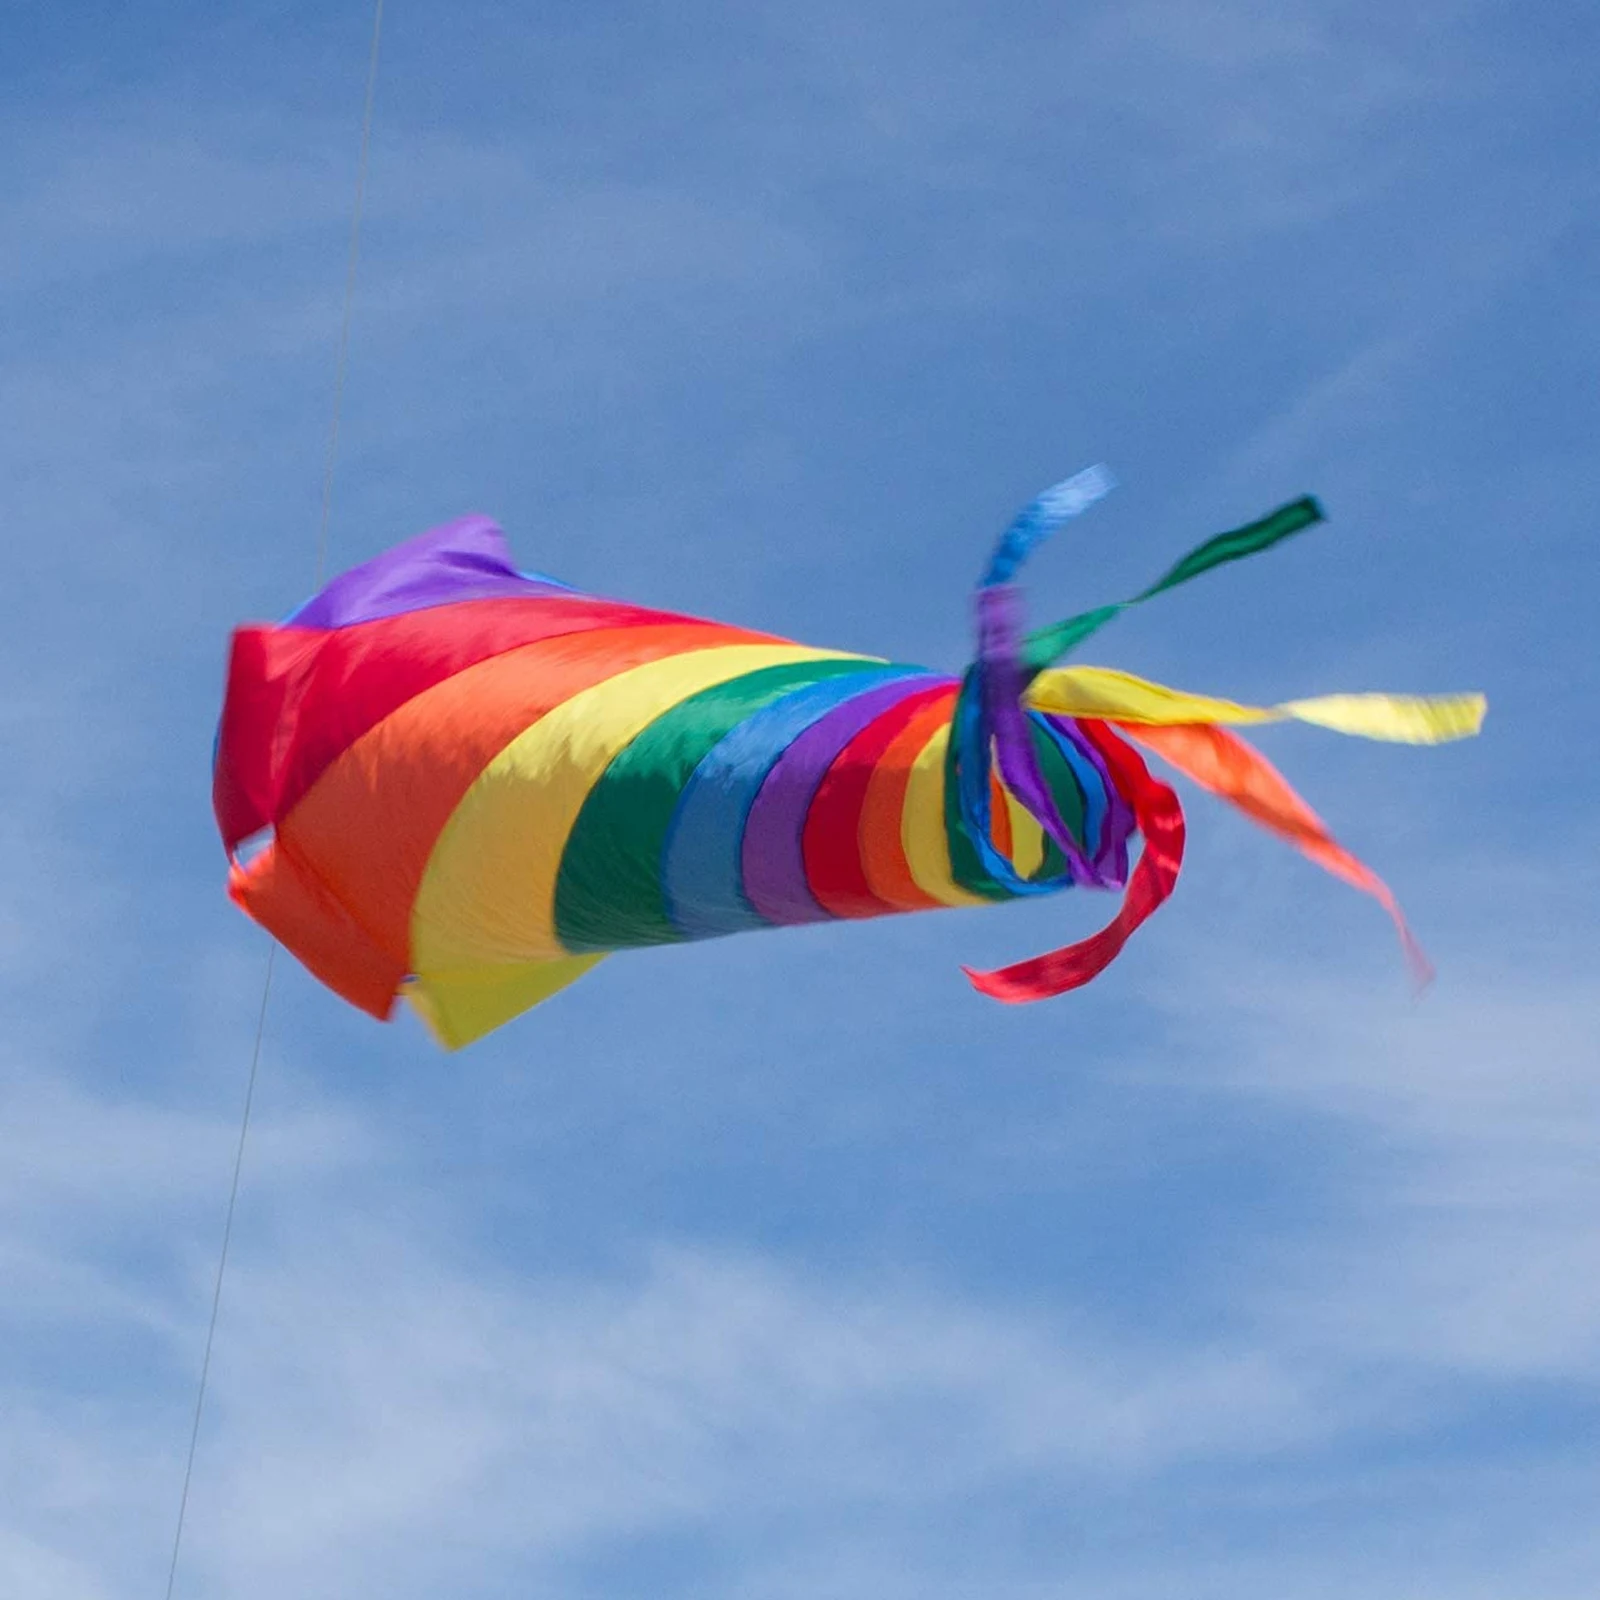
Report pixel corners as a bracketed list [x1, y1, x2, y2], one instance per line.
[741, 675, 943, 926]
[1049, 715, 1136, 880]
[976, 586, 1106, 887]
[286, 515, 576, 630]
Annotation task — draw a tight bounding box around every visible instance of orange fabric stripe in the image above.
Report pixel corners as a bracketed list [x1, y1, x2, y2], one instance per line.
[988, 769, 1014, 861]
[1120, 720, 1431, 983]
[858, 687, 958, 912]
[229, 842, 407, 1021]
[273, 621, 767, 967]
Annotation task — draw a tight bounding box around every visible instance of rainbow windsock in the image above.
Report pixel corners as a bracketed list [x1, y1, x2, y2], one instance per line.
[213, 472, 1483, 1047]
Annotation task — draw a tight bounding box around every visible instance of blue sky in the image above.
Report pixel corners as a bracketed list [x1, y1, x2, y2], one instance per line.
[3, 1, 1597, 1595]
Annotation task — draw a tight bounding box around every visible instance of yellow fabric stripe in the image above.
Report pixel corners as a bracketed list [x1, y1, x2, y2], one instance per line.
[1027, 665, 1485, 745]
[1001, 784, 1046, 879]
[404, 955, 605, 1050]
[1279, 692, 1487, 743]
[411, 643, 862, 973]
[901, 725, 988, 908]
[1028, 665, 1277, 727]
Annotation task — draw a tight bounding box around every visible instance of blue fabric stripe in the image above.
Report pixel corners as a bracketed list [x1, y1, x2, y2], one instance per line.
[661, 665, 928, 940]
[979, 464, 1116, 588]
[1035, 714, 1108, 858]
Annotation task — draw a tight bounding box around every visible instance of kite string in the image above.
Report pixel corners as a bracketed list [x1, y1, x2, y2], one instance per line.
[163, 4, 384, 1596]
[318, 0, 386, 590]
[163, 944, 274, 1600]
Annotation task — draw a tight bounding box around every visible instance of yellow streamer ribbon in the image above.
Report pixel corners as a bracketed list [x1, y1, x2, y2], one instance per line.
[1026, 665, 1486, 745]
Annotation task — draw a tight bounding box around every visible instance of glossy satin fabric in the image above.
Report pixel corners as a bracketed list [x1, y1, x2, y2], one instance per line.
[214, 477, 1483, 1047]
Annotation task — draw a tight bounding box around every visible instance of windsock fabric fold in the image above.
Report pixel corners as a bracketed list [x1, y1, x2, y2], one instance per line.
[214, 480, 1484, 1047]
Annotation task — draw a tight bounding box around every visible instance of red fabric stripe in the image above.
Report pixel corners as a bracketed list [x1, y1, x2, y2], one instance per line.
[803, 684, 951, 919]
[963, 721, 1186, 1002]
[213, 593, 771, 850]
[213, 626, 326, 854]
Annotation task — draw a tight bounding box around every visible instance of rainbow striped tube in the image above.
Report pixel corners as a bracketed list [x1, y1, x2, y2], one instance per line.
[213, 475, 1484, 1047]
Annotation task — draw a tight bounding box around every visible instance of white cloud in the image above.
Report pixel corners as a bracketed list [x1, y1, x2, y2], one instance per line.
[8, 901, 1597, 1596]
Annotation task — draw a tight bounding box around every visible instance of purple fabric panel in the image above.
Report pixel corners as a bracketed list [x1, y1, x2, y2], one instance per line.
[741, 674, 943, 926]
[1050, 715, 1136, 880]
[286, 515, 576, 629]
[976, 586, 1105, 887]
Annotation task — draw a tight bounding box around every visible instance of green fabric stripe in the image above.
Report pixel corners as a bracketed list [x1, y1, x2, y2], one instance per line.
[1018, 604, 1121, 675]
[554, 658, 881, 952]
[1020, 496, 1324, 673]
[1139, 495, 1325, 599]
[1030, 723, 1087, 878]
[943, 670, 1010, 903]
